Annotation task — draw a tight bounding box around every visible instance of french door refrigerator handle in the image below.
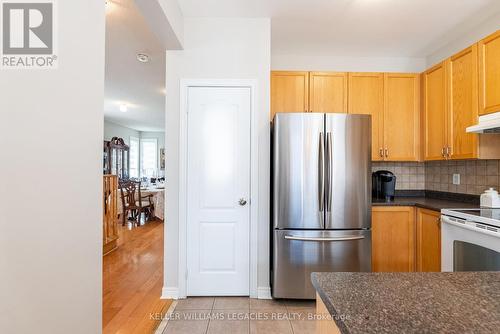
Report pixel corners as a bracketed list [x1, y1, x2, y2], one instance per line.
[318, 132, 325, 213]
[284, 235, 365, 242]
[326, 132, 333, 212]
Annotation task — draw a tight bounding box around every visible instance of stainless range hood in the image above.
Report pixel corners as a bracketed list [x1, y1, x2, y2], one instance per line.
[467, 112, 500, 133]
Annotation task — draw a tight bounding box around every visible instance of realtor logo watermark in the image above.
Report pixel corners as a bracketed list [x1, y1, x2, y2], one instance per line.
[1, 0, 57, 69]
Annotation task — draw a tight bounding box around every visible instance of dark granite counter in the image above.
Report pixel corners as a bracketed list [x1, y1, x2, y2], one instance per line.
[312, 272, 500, 334]
[372, 196, 477, 211]
[372, 190, 479, 211]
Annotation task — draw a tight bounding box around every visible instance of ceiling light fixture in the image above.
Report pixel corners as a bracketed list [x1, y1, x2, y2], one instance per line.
[136, 53, 150, 63]
[119, 104, 128, 112]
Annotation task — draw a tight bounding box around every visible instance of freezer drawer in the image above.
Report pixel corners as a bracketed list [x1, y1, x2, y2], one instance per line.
[272, 229, 371, 299]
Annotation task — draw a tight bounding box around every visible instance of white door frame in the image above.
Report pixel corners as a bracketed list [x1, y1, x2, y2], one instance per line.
[178, 79, 259, 298]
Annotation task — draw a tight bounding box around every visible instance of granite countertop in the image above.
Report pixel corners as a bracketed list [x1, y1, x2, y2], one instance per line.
[312, 272, 500, 334]
[371, 190, 479, 211]
[372, 196, 478, 211]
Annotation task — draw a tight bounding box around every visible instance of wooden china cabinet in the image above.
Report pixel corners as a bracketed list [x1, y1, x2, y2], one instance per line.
[103, 137, 129, 179]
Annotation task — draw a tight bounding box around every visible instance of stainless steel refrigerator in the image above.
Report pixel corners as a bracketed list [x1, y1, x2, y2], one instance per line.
[271, 113, 372, 299]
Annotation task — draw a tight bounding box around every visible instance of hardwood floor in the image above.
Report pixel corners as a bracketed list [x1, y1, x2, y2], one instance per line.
[103, 219, 172, 334]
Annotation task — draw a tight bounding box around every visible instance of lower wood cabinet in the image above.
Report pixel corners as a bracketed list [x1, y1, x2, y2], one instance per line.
[416, 208, 441, 272]
[372, 206, 441, 272]
[316, 293, 341, 334]
[372, 206, 416, 272]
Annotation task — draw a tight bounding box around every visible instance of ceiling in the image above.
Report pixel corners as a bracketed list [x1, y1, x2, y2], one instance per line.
[178, 0, 500, 58]
[104, 0, 500, 132]
[104, 0, 165, 132]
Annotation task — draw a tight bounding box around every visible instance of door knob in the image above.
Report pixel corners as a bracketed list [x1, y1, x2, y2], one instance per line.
[238, 198, 247, 206]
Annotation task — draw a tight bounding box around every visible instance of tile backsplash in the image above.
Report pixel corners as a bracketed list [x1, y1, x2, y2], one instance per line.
[372, 160, 500, 195]
[425, 160, 500, 195]
[372, 162, 425, 190]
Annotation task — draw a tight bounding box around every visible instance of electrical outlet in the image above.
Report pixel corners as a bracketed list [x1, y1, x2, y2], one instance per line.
[453, 173, 460, 185]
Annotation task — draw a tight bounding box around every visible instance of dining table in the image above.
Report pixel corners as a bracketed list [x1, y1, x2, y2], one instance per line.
[118, 185, 165, 220]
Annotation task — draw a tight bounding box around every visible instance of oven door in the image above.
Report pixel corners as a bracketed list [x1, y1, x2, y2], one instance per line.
[441, 215, 500, 272]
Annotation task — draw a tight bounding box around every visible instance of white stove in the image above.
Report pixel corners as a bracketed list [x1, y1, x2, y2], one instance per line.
[441, 208, 500, 272]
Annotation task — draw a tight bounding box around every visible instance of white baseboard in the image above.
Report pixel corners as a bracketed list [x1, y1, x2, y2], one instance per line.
[163, 286, 271, 299]
[161, 287, 180, 299]
[257, 286, 272, 299]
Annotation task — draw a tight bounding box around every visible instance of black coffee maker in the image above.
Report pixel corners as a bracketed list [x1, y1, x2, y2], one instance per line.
[372, 170, 396, 201]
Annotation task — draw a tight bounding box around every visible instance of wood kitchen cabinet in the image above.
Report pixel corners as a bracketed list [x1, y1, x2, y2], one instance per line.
[372, 206, 416, 272]
[316, 293, 341, 334]
[271, 71, 421, 162]
[348, 73, 384, 161]
[349, 72, 420, 161]
[479, 30, 500, 116]
[271, 71, 309, 119]
[271, 71, 348, 119]
[423, 62, 448, 160]
[416, 208, 441, 272]
[309, 72, 348, 113]
[423, 46, 480, 160]
[448, 45, 479, 159]
[383, 73, 420, 161]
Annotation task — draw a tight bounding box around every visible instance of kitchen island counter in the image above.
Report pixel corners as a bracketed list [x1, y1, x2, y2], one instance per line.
[312, 271, 500, 334]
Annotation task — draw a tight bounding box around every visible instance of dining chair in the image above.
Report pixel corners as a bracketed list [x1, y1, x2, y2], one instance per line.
[118, 180, 154, 225]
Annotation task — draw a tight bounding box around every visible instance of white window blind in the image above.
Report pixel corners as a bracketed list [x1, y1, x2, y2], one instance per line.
[129, 136, 140, 178]
[141, 138, 158, 177]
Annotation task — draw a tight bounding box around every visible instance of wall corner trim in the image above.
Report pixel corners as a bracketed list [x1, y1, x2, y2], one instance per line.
[161, 287, 180, 300]
[257, 287, 272, 300]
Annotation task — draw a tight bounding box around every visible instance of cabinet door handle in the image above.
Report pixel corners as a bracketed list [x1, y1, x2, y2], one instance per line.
[446, 146, 451, 158]
[379, 148, 384, 157]
[384, 148, 388, 158]
[441, 147, 445, 158]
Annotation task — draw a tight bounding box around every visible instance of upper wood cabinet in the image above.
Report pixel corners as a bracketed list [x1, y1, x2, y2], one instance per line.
[423, 46, 479, 161]
[271, 71, 348, 119]
[423, 62, 448, 160]
[416, 208, 441, 272]
[372, 206, 416, 272]
[348, 73, 384, 161]
[271, 71, 309, 118]
[479, 30, 500, 115]
[309, 72, 348, 113]
[448, 45, 478, 159]
[383, 73, 420, 161]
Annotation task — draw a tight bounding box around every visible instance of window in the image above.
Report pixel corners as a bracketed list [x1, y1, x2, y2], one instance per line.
[141, 138, 158, 177]
[129, 137, 140, 178]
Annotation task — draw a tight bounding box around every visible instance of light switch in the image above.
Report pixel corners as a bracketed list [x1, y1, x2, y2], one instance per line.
[453, 173, 460, 185]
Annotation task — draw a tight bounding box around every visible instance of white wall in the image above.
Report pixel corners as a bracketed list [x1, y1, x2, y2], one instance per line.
[272, 54, 426, 73]
[136, 0, 184, 50]
[0, 1, 104, 333]
[272, 10, 500, 74]
[426, 11, 500, 68]
[104, 120, 140, 145]
[164, 18, 271, 297]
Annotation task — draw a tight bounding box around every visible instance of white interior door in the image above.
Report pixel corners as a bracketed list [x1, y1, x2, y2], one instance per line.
[186, 86, 251, 296]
